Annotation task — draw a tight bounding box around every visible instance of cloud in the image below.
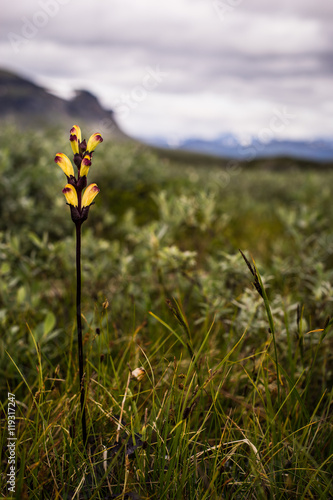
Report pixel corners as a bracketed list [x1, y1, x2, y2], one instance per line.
[0, 0, 332, 139]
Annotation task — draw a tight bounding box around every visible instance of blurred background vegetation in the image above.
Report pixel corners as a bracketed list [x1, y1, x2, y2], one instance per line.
[1, 125, 332, 394]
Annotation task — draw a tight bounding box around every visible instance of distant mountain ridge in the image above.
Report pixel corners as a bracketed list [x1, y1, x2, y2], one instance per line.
[139, 133, 333, 163]
[2, 68, 332, 162]
[0, 68, 126, 138]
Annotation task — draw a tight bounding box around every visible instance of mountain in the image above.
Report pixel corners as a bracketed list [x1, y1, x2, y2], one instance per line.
[2, 68, 332, 162]
[0, 68, 126, 138]
[139, 133, 333, 163]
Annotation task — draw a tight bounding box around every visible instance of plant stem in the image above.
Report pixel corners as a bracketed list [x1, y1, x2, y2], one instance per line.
[76, 221, 87, 447]
[256, 268, 281, 408]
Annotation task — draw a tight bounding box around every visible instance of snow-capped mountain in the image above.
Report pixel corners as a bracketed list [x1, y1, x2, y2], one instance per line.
[139, 134, 333, 163]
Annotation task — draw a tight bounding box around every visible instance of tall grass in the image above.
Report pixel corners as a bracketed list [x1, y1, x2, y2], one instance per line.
[0, 126, 332, 498]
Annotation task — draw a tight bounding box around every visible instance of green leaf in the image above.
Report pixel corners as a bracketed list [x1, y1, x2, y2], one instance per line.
[1, 262, 10, 274]
[43, 312, 56, 336]
[149, 311, 187, 348]
[16, 286, 26, 305]
[28, 232, 43, 249]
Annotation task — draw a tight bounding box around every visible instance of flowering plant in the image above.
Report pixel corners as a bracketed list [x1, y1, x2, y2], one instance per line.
[55, 125, 102, 224]
[54, 125, 103, 448]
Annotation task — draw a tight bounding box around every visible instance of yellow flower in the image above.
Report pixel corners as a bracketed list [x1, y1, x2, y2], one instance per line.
[86, 133, 103, 153]
[80, 155, 92, 177]
[69, 125, 82, 155]
[54, 153, 75, 177]
[62, 184, 78, 207]
[82, 183, 100, 207]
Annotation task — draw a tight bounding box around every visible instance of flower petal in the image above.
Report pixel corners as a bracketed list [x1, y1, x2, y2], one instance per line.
[62, 184, 78, 207]
[69, 135, 79, 155]
[131, 367, 146, 381]
[69, 125, 82, 155]
[82, 183, 100, 207]
[80, 155, 92, 177]
[86, 133, 103, 153]
[54, 153, 75, 177]
[71, 125, 82, 143]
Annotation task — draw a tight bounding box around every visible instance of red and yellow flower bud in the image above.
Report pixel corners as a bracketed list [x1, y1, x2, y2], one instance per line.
[62, 184, 78, 207]
[82, 183, 100, 207]
[86, 133, 103, 153]
[54, 153, 75, 177]
[70, 125, 82, 155]
[80, 155, 92, 177]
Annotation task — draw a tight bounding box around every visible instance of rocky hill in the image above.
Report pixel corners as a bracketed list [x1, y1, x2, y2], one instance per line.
[0, 68, 126, 138]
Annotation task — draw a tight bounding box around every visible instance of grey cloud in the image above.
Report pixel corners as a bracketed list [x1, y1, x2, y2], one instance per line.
[0, 0, 332, 139]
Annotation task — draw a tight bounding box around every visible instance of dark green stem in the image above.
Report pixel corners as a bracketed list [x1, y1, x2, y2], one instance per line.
[76, 222, 87, 447]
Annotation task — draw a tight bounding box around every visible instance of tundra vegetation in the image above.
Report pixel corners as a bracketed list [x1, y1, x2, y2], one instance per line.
[0, 125, 332, 498]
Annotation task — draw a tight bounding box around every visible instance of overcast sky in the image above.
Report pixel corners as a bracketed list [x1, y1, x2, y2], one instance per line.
[1, 0, 332, 142]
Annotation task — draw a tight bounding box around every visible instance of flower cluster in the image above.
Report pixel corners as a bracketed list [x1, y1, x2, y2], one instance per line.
[54, 125, 103, 224]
